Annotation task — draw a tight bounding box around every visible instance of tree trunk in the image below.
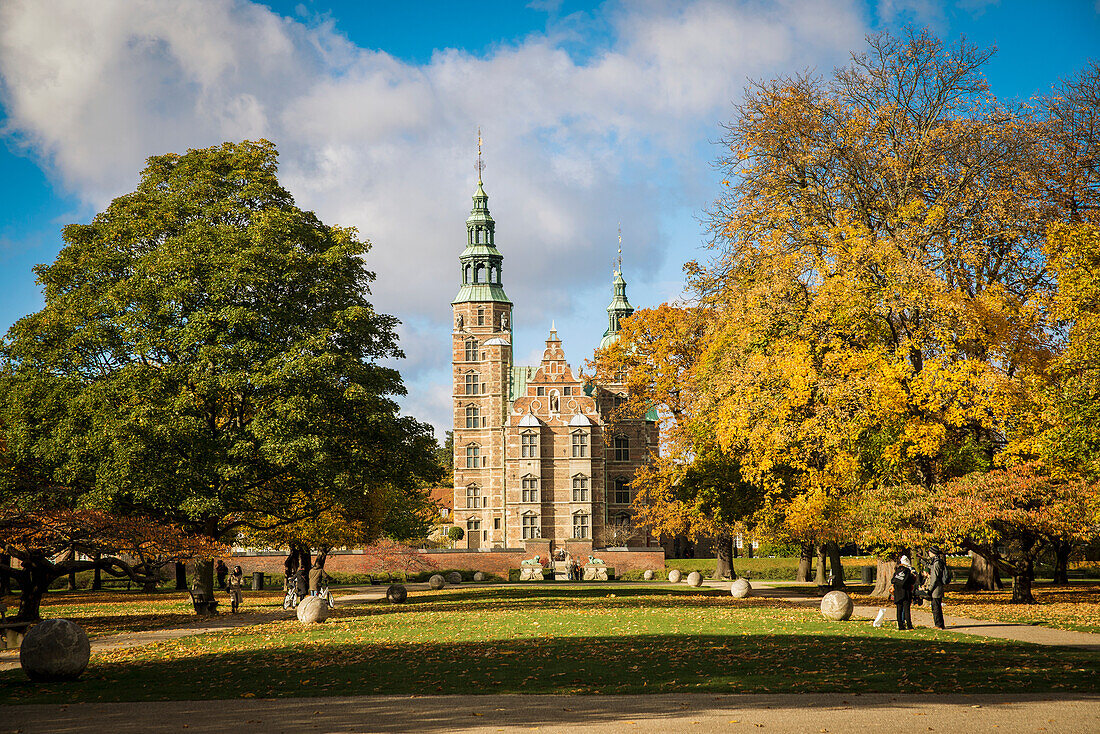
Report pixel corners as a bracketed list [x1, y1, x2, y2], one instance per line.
[871, 559, 895, 598]
[175, 561, 187, 590]
[92, 553, 103, 591]
[796, 544, 814, 582]
[713, 536, 734, 580]
[198, 559, 214, 596]
[965, 551, 1003, 591]
[1011, 563, 1036, 604]
[67, 545, 77, 590]
[0, 553, 10, 595]
[16, 562, 54, 621]
[733, 541, 739, 559]
[826, 541, 846, 588]
[1053, 542, 1072, 585]
[746, 541, 753, 558]
[814, 545, 827, 585]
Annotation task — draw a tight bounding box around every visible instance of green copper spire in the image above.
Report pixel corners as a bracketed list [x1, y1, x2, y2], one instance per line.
[453, 132, 511, 305]
[599, 228, 634, 349]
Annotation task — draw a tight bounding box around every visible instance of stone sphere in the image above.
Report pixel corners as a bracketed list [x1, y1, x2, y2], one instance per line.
[386, 584, 408, 604]
[668, 569, 682, 583]
[821, 590, 854, 621]
[473, 572, 486, 582]
[296, 595, 330, 624]
[428, 574, 445, 590]
[643, 570, 655, 581]
[20, 619, 90, 682]
[730, 579, 752, 598]
[686, 571, 703, 587]
[445, 572, 463, 585]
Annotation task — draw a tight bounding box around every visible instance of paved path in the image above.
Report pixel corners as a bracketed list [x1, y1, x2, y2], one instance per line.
[3, 693, 1098, 733]
[706, 580, 1100, 653]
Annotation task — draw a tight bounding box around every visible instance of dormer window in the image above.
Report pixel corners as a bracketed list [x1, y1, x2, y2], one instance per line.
[521, 431, 538, 458]
[572, 431, 588, 458]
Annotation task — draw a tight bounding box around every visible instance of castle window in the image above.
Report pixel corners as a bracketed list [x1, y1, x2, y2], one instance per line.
[564, 386, 572, 396]
[572, 431, 588, 458]
[536, 387, 545, 396]
[464, 264, 471, 283]
[522, 514, 540, 539]
[465, 405, 479, 429]
[572, 475, 589, 502]
[613, 478, 630, 505]
[614, 435, 630, 462]
[521, 477, 538, 503]
[465, 484, 481, 508]
[494, 518, 500, 530]
[475, 264, 484, 283]
[465, 372, 479, 395]
[477, 308, 485, 326]
[467, 517, 481, 532]
[465, 339, 478, 361]
[520, 432, 538, 458]
[572, 512, 589, 539]
[465, 444, 481, 469]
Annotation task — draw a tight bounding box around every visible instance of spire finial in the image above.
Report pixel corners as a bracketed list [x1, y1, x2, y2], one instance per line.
[476, 127, 484, 184]
[617, 222, 622, 273]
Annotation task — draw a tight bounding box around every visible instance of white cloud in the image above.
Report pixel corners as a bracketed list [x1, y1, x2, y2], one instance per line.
[0, 0, 867, 436]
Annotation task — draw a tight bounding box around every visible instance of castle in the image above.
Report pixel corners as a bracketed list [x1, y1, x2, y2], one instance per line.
[450, 173, 659, 552]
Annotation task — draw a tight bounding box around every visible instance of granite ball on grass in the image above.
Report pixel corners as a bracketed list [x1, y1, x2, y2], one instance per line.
[386, 584, 408, 604]
[428, 574, 445, 590]
[730, 578, 752, 598]
[821, 590, 854, 621]
[297, 595, 330, 624]
[473, 572, 486, 582]
[20, 619, 90, 682]
[643, 570, 655, 581]
[668, 569, 682, 583]
[686, 571, 703, 587]
[445, 572, 463, 585]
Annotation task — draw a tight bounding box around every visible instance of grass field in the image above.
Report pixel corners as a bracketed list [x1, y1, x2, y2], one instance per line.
[3, 585, 1097, 704]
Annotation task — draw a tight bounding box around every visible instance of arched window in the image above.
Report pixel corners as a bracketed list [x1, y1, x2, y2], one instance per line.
[465, 484, 481, 508]
[464, 264, 471, 284]
[465, 444, 481, 469]
[571, 431, 588, 458]
[614, 435, 630, 462]
[465, 405, 480, 429]
[465, 339, 478, 362]
[465, 372, 479, 395]
[521, 476, 538, 503]
[572, 475, 589, 502]
[521, 431, 538, 458]
[572, 512, 589, 539]
[475, 264, 485, 283]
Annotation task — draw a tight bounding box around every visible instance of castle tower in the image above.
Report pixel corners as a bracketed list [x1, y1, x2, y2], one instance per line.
[452, 160, 513, 549]
[599, 238, 634, 350]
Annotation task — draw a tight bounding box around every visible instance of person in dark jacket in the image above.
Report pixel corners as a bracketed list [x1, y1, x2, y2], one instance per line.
[927, 549, 948, 629]
[891, 555, 916, 630]
[215, 560, 229, 590]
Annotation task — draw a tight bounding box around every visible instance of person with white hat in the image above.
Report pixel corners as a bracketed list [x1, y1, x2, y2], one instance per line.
[890, 554, 917, 630]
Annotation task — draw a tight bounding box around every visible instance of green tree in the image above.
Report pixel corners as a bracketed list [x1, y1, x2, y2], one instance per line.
[0, 140, 437, 592]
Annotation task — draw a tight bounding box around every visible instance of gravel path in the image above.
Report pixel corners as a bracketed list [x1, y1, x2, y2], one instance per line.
[3, 692, 1098, 733]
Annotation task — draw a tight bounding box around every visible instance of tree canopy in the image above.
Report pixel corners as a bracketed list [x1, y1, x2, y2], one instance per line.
[0, 141, 439, 574]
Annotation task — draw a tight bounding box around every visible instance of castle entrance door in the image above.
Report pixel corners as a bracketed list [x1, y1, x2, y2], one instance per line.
[467, 519, 481, 550]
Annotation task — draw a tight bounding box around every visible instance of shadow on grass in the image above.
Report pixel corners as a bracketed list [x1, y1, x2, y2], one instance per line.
[3, 630, 1097, 706]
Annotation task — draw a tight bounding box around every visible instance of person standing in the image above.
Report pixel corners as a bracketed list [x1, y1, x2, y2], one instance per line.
[927, 549, 948, 629]
[226, 565, 244, 613]
[891, 555, 916, 630]
[215, 560, 229, 590]
[308, 563, 327, 596]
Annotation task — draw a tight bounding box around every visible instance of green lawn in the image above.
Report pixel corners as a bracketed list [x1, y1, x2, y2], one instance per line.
[3, 585, 1097, 704]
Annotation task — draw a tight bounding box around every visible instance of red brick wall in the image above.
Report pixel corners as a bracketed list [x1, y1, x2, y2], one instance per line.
[228, 548, 665, 578]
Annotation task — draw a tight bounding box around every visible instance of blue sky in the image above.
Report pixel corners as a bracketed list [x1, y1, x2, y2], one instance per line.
[1, 0, 1098, 437]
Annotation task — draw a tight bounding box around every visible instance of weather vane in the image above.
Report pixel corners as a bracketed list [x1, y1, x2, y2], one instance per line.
[476, 127, 485, 182]
[615, 222, 623, 275]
